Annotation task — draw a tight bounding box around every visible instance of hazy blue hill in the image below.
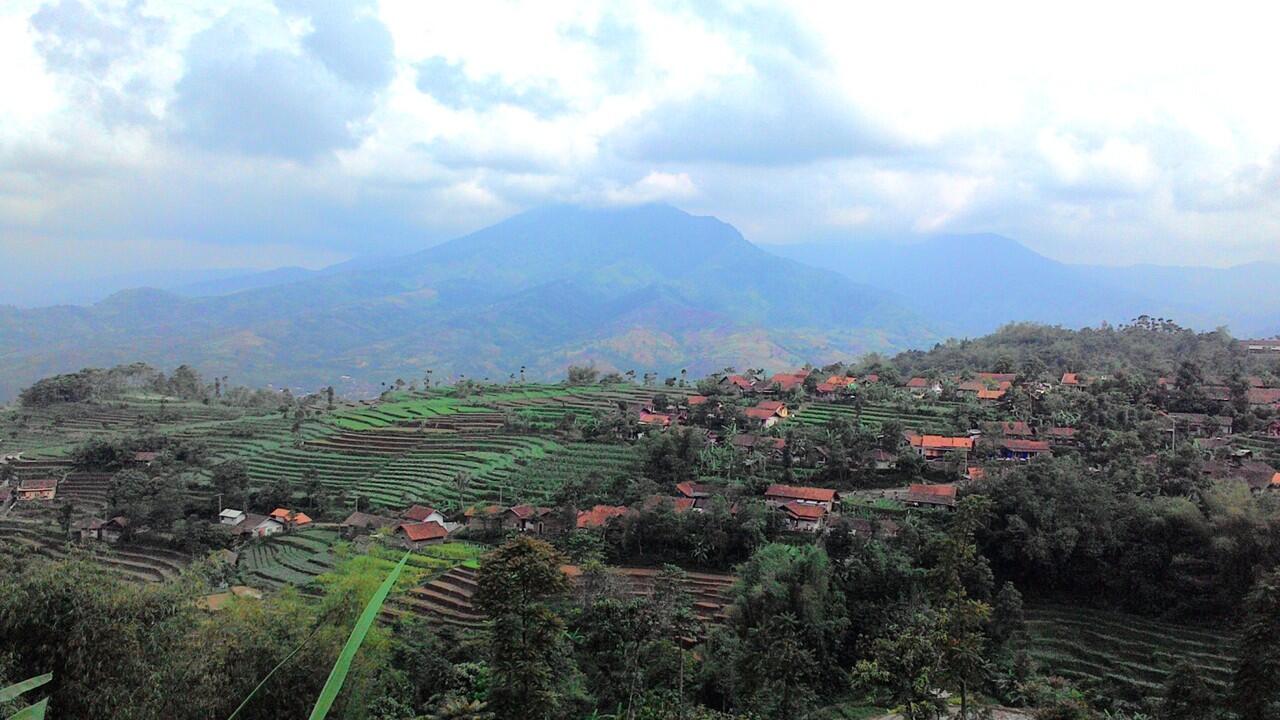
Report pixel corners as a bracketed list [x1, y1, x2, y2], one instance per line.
[1079, 261, 1280, 336]
[0, 204, 937, 399]
[173, 266, 320, 297]
[769, 233, 1279, 337]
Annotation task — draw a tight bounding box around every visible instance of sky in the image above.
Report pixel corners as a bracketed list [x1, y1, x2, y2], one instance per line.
[2, 0, 1279, 305]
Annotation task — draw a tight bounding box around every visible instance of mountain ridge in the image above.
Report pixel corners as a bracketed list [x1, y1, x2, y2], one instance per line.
[0, 204, 938, 399]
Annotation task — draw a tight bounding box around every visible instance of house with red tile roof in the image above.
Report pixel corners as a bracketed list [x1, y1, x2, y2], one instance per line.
[502, 504, 554, 533]
[576, 504, 630, 529]
[675, 481, 714, 499]
[270, 508, 312, 528]
[639, 411, 674, 428]
[977, 386, 1009, 401]
[904, 483, 957, 509]
[778, 501, 827, 532]
[1060, 372, 1080, 386]
[643, 495, 698, 514]
[720, 375, 757, 392]
[998, 438, 1053, 461]
[767, 373, 807, 392]
[977, 372, 1017, 383]
[15, 477, 57, 501]
[397, 520, 449, 547]
[403, 504, 446, 524]
[905, 377, 942, 396]
[764, 484, 839, 512]
[687, 395, 709, 406]
[464, 504, 504, 532]
[905, 433, 974, 461]
[994, 421, 1034, 437]
[1247, 387, 1280, 407]
[1045, 427, 1078, 446]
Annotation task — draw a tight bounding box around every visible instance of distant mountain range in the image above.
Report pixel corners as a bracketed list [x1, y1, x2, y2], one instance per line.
[0, 205, 937, 400]
[767, 235, 1280, 338]
[2, 206, 1274, 401]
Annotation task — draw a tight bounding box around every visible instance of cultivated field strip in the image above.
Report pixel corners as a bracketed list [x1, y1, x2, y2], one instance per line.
[790, 401, 961, 434]
[390, 564, 736, 631]
[1026, 605, 1235, 697]
[0, 519, 190, 583]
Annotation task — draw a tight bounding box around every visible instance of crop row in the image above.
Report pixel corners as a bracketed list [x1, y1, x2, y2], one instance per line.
[1025, 605, 1234, 697]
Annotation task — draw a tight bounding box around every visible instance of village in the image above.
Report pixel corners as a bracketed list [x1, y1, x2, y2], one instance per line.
[4, 353, 1278, 581]
[2, 328, 1280, 718]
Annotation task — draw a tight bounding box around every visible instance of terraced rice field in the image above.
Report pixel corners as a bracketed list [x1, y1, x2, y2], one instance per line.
[237, 528, 344, 590]
[0, 519, 190, 583]
[1235, 434, 1280, 466]
[0, 399, 255, 458]
[1026, 604, 1236, 700]
[790, 401, 961, 434]
[392, 564, 735, 632]
[237, 527, 488, 597]
[58, 472, 112, 513]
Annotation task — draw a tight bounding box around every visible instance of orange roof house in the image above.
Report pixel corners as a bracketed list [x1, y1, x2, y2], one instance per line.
[397, 521, 449, 545]
[576, 505, 630, 529]
[639, 412, 673, 427]
[906, 434, 974, 460]
[778, 501, 827, 531]
[998, 438, 1053, 460]
[764, 484, 839, 511]
[768, 373, 806, 392]
[977, 372, 1017, 383]
[675, 481, 713, 499]
[905, 483, 957, 509]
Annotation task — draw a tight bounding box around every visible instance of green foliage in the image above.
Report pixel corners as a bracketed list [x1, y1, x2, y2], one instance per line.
[475, 537, 574, 720]
[308, 552, 410, 719]
[1233, 568, 1280, 720]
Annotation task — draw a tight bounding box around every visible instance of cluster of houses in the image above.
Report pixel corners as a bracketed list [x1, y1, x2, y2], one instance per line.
[218, 507, 313, 538]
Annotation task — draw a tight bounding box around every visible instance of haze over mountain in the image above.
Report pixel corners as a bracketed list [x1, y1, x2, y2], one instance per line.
[0, 204, 937, 400]
[769, 236, 1280, 338]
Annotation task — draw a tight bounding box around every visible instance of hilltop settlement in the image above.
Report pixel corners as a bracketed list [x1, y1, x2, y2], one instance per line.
[2, 321, 1280, 719]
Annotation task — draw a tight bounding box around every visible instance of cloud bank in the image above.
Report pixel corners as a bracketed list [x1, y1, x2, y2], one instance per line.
[2, 0, 1279, 305]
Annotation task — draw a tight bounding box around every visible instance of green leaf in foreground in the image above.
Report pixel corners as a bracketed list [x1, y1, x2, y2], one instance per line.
[308, 551, 410, 720]
[0, 675, 52, 704]
[8, 698, 49, 720]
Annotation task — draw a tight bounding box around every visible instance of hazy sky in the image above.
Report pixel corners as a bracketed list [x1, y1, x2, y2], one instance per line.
[2, 0, 1279, 301]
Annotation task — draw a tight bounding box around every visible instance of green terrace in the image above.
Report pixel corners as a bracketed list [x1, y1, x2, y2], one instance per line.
[236, 527, 487, 593]
[1026, 604, 1235, 701]
[789, 400, 964, 434]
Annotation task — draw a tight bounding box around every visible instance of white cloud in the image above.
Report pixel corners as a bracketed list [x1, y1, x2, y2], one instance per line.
[599, 170, 698, 205]
[1, 0, 1279, 295]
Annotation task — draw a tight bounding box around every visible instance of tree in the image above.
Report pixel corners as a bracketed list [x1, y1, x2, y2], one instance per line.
[474, 537, 574, 720]
[211, 460, 250, 509]
[567, 365, 600, 386]
[727, 544, 847, 712]
[1233, 568, 1280, 720]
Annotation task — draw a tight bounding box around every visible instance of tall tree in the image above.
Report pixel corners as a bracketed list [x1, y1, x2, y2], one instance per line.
[1233, 568, 1280, 720]
[474, 537, 574, 720]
